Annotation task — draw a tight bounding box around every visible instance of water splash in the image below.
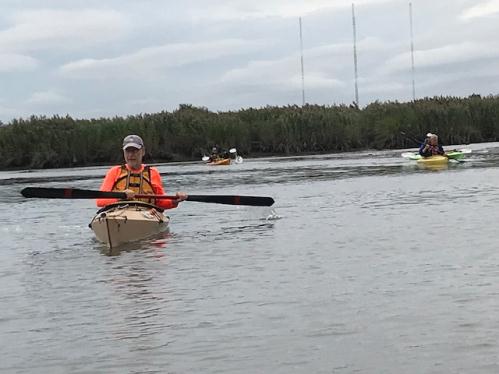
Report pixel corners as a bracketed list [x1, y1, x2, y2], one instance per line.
[265, 209, 282, 221]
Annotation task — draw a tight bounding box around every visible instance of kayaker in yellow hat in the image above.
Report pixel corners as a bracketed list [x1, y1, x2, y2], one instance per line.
[419, 133, 444, 157]
[96, 134, 187, 208]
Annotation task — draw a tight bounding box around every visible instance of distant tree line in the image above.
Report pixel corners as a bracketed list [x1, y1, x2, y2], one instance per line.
[0, 94, 498, 170]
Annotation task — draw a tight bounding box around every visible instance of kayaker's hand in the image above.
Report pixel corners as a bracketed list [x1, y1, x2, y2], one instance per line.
[124, 189, 136, 200]
[175, 192, 188, 203]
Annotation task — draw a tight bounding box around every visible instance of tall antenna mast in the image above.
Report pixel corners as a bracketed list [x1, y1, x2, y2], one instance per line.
[299, 17, 306, 106]
[409, 2, 416, 101]
[352, 3, 359, 106]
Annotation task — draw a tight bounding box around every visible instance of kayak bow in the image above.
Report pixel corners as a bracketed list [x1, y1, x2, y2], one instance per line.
[89, 201, 169, 249]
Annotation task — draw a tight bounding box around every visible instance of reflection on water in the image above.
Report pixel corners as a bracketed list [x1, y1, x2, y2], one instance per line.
[101, 231, 173, 257]
[2, 142, 499, 373]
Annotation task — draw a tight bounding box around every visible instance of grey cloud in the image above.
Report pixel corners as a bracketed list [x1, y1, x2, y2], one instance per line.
[27, 90, 71, 105]
[0, 0, 498, 122]
[460, 0, 499, 20]
[379, 40, 499, 79]
[0, 9, 130, 53]
[0, 53, 38, 72]
[60, 38, 272, 80]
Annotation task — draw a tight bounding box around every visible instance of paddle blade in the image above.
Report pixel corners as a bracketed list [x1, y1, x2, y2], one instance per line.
[21, 187, 126, 199]
[187, 194, 274, 206]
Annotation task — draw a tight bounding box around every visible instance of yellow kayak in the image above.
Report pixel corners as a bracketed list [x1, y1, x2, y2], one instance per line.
[416, 155, 448, 166]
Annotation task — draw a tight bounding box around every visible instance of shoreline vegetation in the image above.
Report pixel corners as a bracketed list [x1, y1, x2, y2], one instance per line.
[1, 94, 498, 171]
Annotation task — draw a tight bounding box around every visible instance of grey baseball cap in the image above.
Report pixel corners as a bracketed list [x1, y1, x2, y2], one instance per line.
[122, 135, 144, 150]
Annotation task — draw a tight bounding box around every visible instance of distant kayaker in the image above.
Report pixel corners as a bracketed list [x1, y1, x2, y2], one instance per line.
[209, 145, 221, 162]
[96, 134, 187, 208]
[419, 133, 444, 157]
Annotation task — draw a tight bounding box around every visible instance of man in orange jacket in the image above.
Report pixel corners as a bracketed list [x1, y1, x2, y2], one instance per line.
[96, 134, 187, 209]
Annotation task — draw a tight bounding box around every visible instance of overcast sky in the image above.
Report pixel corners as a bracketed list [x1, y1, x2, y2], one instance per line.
[1, 0, 498, 122]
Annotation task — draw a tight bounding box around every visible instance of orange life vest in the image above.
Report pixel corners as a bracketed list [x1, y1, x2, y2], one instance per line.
[111, 165, 156, 204]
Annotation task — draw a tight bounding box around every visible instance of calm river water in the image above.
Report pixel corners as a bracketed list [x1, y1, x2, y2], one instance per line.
[2, 143, 499, 373]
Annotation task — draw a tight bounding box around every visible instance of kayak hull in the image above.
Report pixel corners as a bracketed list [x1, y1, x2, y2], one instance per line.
[416, 155, 449, 165]
[207, 158, 231, 165]
[402, 150, 469, 161]
[89, 202, 169, 249]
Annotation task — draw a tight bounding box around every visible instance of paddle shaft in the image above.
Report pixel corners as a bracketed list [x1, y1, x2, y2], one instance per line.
[21, 187, 274, 206]
[108, 193, 275, 206]
[400, 131, 425, 146]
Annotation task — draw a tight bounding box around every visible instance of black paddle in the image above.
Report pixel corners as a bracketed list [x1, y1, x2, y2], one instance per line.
[20, 187, 275, 207]
[400, 131, 427, 146]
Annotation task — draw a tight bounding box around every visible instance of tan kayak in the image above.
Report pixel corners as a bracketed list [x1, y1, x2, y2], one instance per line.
[89, 201, 169, 249]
